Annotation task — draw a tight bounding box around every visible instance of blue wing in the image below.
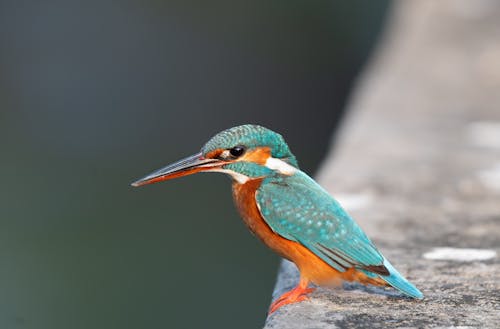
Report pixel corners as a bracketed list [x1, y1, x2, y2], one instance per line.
[255, 171, 423, 299]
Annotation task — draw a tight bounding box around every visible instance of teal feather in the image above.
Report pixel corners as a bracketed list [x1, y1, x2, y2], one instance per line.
[202, 125, 298, 167]
[222, 162, 273, 178]
[380, 259, 423, 299]
[256, 170, 423, 299]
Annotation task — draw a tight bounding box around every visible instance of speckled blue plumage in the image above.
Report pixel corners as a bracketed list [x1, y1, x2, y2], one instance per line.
[223, 162, 273, 178]
[256, 170, 423, 299]
[202, 125, 298, 167]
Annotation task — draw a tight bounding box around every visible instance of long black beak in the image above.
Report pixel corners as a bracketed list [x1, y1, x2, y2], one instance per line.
[131, 152, 223, 187]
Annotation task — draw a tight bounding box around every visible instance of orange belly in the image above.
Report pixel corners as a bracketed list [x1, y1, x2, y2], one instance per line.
[232, 179, 386, 287]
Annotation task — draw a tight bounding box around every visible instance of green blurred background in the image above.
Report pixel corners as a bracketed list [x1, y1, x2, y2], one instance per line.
[0, 1, 388, 328]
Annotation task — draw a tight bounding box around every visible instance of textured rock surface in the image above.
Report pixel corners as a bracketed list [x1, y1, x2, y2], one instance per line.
[265, 1, 500, 328]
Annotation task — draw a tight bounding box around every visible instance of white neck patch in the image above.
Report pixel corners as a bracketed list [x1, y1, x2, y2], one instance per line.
[265, 157, 297, 175]
[208, 168, 250, 184]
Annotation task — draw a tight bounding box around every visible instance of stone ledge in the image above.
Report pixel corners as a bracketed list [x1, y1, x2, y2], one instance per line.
[264, 1, 500, 328]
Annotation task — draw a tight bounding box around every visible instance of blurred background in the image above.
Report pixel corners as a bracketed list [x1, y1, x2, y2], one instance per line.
[0, 1, 389, 328]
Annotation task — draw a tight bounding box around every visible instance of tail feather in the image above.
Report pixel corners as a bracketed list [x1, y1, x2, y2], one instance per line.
[379, 259, 423, 299]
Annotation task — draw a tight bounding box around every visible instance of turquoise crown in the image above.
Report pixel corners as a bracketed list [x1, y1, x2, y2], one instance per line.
[201, 124, 298, 168]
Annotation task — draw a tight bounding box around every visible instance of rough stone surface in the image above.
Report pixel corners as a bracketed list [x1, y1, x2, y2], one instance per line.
[265, 1, 500, 328]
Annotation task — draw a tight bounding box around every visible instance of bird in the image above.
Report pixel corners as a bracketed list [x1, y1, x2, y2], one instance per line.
[131, 124, 423, 314]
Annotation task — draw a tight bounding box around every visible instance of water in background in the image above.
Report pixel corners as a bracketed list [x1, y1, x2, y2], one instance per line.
[0, 1, 388, 328]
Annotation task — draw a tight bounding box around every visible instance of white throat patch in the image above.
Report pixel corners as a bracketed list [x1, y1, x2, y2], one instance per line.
[265, 157, 297, 175]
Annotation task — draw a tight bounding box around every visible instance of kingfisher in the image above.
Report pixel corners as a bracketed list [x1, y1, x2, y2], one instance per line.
[131, 124, 423, 314]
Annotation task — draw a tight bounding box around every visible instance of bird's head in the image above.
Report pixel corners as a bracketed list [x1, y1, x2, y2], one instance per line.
[131, 124, 298, 187]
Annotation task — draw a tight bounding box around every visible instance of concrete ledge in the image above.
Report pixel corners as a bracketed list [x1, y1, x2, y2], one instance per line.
[265, 1, 500, 328]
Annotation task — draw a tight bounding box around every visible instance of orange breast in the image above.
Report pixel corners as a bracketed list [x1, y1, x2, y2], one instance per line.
[232, 179, 386, 286]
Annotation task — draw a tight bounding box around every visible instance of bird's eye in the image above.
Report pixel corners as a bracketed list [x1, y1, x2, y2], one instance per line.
[229, 145, 246, 158]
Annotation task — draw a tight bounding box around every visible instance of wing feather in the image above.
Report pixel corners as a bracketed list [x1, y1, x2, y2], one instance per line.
[255, 171, 386, 273]
[255, 171, 423, 298]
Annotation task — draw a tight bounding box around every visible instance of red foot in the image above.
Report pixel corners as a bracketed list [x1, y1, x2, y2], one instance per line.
[268, 278, 315, 314]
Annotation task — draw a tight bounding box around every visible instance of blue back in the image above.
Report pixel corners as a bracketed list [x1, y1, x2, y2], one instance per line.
[256, 170, 423, 298]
